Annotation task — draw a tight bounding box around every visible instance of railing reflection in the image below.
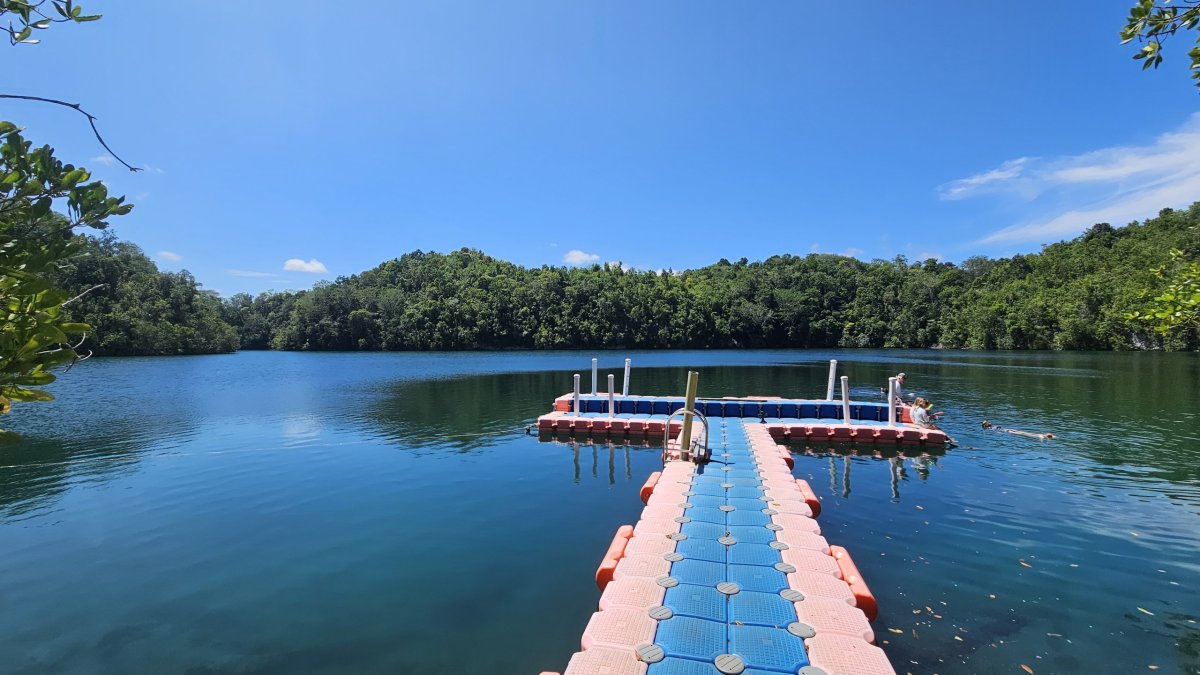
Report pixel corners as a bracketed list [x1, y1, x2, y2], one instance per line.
[796, 443, 945, 501]
[544, 429, 657, 482]
[560, 435, 643, 486]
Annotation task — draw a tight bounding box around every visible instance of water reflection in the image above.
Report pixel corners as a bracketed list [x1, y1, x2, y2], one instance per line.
[786, 442, 946, 501]
[0, 417, 194, 519]
[360, 370, 566, 452]
[537, 433, 654, 486]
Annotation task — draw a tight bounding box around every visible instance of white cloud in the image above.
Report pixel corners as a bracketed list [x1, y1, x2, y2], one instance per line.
[809, 243, 820, 253]
[915, 252, 944, 261]
[563, 249, 600, 265]
[940, 113, 1200, 245]
[980, 179, 1200, 245]
[842, 247, 864, 258]
[283, 258, 329, 273]
[938, 158, 1031, 200]
[90, 154, 116, 166]
[227, 269, 279, 278]
[156, 250, 182, 262]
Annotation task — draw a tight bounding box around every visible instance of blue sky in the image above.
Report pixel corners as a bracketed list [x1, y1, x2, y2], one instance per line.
[5, 1, 1199, 295]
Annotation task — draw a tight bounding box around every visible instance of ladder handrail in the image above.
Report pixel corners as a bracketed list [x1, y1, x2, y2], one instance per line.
[662, 407, 710, 463]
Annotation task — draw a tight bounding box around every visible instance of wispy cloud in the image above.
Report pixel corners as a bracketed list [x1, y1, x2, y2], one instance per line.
[939, 113, 1200, 244]
[981, 179, 1200, 245]
[916, 251, 943, 261]
[563, 249, 599, 265]
[227, 269, 279, 278]
[938, 158, 1031, 200]
[90, 154, 116, 166]
[156, 250, 182, 262]
[842, 247, 864, 258]
[283, 258, 329, 273]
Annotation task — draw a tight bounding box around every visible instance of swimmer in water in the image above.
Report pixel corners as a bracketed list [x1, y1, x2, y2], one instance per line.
[981, 420, 1056, 440]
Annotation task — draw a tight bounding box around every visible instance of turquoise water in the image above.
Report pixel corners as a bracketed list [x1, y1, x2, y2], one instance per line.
[0, 351, 1197, 674]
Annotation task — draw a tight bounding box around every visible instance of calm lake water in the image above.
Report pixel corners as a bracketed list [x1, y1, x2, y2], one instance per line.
[1, 350, 1198, 674]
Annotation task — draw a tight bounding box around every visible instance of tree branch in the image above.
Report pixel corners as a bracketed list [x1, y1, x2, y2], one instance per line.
[62, 283, 104, 306]
[0, 94, 140, 171]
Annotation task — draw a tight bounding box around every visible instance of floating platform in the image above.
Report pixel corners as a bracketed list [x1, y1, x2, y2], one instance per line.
[536, 394, 947, 445]
[540, 418, 896, 675]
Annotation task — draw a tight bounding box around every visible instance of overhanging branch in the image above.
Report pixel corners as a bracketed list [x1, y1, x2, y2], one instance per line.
[0, 94, 140, 171]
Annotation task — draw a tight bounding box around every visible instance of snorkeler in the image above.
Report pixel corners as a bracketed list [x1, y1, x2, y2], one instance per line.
[981, 420, 1056, 440]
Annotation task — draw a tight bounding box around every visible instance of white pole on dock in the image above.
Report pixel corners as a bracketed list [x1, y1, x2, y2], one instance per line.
[573, 374, 582, 417]
[887, 377, 897, 426]
[608, 374, 616, 417]
[841, 375, 851, 424]
[591, 358, 598, 395]
[826, 359, 838, 400]
[622, 358, 631, 396]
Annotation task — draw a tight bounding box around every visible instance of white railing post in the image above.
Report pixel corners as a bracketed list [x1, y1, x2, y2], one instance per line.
[573, 374, 582, 417]
[887, 377, 897, 426]
[826, 359, 838, 400]
[591, 358, 598, 395]
[608, 374, 616, 417]
[841, 375, 851, 424]
[622, 358, 631, 396]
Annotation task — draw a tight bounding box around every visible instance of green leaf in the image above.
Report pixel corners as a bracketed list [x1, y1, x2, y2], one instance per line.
[13, 372, 55, 386]
[2, 387, 54, 403]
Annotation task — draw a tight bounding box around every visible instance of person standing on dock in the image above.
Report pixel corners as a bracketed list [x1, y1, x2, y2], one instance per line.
[892, 372, 908, 405]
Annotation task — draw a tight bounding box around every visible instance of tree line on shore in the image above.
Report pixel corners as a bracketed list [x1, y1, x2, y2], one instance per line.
[52, 232, 236, 356]
[55, 203, 1200, 355]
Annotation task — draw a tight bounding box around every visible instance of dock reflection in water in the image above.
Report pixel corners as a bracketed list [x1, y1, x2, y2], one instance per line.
[537, 432, 662, 485]
[784, 442, 947, 501]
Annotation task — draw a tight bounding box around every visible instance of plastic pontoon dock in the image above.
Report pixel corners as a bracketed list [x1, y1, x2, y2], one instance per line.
[537, 394, 948, 446]
[540, 417, 896, 675]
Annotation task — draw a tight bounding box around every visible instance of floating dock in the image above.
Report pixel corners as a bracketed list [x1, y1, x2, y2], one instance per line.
[536, 394, 948, 445]
[540, 417, 897, 675]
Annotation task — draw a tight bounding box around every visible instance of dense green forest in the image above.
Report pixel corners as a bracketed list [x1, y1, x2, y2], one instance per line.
[216, 204, 1199, 352]
[55, 203, 1200, 355]
[53, 233, 237, 356]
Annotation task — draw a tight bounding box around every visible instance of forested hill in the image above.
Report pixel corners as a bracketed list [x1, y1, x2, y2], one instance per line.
[218, 204, 1200, 352]
[54, 234, 237, 356]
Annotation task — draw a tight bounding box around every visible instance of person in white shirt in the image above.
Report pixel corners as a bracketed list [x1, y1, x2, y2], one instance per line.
[892, 372, 908, 406]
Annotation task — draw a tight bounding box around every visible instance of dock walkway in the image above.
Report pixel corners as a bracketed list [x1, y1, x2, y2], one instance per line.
[543, 419, 896, 675]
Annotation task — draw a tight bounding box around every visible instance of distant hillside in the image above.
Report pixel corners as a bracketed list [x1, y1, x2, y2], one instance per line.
[219, 203, 1200, 352]
[54, 234, 237, 356]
